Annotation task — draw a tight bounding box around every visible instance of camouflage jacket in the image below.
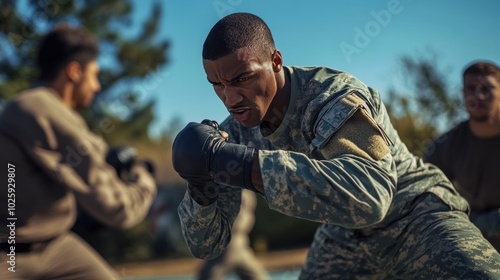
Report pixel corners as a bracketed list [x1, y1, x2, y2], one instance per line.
[178, 66, 469, 259]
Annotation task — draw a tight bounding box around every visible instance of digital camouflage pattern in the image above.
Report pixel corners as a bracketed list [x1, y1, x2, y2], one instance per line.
[178, 66, 500, 278]
[299, 194, 500, 279]
[197, 190, 268, 279]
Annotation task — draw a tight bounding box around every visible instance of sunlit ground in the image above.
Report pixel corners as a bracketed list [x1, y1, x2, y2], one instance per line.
[116, 248, 308, 280]
[123, 268, 301, 280]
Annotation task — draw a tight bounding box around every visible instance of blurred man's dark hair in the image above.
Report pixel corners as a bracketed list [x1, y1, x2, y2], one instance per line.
[37, 24, 99, 82]
[463, 60, 500, 82]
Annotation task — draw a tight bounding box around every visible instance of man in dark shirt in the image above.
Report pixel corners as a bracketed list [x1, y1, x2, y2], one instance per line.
[425, 60, 500, 250]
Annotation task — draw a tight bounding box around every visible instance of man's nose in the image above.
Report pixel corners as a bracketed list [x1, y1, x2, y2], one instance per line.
[223, 86, 243, 106]
[474, 86, 491, 100]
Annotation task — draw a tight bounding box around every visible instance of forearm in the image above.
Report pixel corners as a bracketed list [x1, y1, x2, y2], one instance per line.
[470, 209, 500, 238]
[25, 139, 157, 229]
[259, 150, 396, 228]
[75, 163, 157, 228]
[178, 185, 241, 259]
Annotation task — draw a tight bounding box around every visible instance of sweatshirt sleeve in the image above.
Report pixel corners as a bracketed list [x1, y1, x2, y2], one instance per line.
[0, 94, 157, 229]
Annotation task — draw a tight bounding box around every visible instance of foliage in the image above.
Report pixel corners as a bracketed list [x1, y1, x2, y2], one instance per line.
[0, 0, 185, 264]
[0, 0, 175, 143]
[0, 0, 184, 183]
[385, 50, 466, 156]
[399, 53, 463, 125]
[0, 0, 168, 101]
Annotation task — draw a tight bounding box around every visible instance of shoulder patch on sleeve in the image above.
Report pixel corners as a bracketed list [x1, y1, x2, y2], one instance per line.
[311, 92, 391, 161]
[311, 92, 366, 149]
[321, 110, 390, 161]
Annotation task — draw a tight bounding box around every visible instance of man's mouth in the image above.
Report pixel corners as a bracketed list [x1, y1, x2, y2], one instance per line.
[229, 107, 248, 114]
[229, 107, 251, 122]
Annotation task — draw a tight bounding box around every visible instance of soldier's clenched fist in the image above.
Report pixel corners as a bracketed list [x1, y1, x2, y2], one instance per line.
[172, 120, 257, 192]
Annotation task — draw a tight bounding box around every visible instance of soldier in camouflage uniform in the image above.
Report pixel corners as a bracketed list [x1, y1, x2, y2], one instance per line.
[172, 12, 500, 279]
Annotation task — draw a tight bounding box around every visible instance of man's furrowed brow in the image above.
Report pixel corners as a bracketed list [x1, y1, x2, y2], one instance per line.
[206, 70, 253, 85]
[207, 77, 220, 85]
[229, 71, 251, 82]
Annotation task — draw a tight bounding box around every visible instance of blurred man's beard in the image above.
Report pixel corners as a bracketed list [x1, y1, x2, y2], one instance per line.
[470, 114, 489, 122]
[466, 98, 490, 122]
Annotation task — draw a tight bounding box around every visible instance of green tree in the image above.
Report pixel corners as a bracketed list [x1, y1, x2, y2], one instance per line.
[0, 0, 180, 181]
[0, 0, 169, 140]
[0, 0, 177, 264]
[385, 50, 466, 157]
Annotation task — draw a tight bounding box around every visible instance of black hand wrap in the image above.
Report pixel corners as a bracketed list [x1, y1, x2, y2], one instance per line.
[172, 120, 257, 197]
[186, 177, 219, 206]
[210, 140, 256, 192]
[201, 119, 256, 191]
[140, 159, 156, 176]
[106, 146, 137, 176]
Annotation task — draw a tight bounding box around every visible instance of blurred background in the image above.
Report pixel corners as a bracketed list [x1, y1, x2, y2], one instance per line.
[0, 0, 499, 278]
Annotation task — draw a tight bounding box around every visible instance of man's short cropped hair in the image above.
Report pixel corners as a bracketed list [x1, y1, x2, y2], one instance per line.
[37, 24, 99, 82]
[202, 12, 275, 61]
[463, 60, 500, 83]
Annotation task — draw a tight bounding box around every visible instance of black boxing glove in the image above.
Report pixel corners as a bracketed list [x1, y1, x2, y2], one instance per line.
[172, 120, 257, 192]
[140, 159, 156, 176]
[106, 146, 137, 176]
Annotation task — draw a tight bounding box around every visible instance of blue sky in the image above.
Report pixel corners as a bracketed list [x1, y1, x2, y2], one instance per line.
[131, 0, 500, 137]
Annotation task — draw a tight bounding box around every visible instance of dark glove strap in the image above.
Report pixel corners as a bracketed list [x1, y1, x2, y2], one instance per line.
[187, 179, 218, 206]
[106, 146, 137, 176]
[212, 143, 256, 192]
[243, 150, 257, 192]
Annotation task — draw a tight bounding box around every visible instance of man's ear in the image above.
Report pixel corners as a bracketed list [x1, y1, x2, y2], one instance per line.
[272, 49, 283, 73]
[66, 61, 82, 83]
